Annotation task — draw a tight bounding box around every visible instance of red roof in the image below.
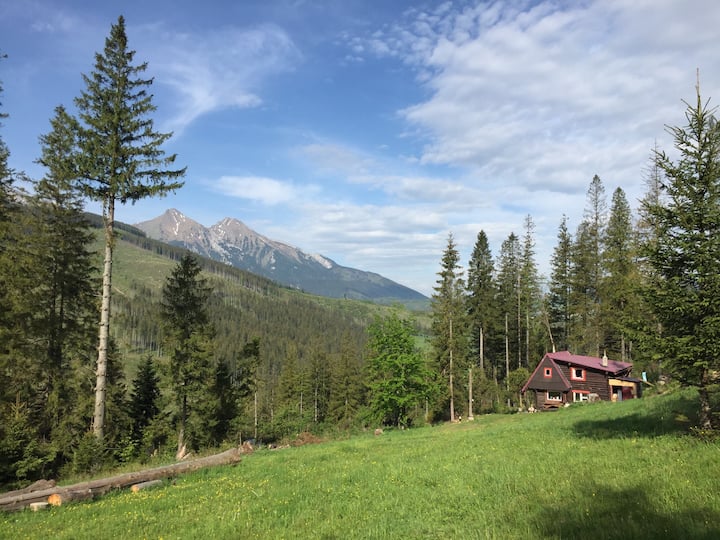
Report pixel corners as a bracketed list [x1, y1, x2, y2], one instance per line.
[545, 350, 631, 375]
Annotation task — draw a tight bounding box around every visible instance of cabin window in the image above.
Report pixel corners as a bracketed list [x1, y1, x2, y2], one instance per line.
[546, 391, 562, 401]
[573, 391, 589, 402]
[544, 367, 552, 378]
[570, 367, 586, 381]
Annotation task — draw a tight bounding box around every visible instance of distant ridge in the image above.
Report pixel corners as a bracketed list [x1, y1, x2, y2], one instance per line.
[135, 209, 427, 303]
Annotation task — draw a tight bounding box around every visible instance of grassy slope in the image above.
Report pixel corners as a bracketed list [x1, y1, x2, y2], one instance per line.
[4, 390, 719, 539]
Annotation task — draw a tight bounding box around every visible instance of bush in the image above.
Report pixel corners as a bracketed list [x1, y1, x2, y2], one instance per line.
[71, 432, 107, 475]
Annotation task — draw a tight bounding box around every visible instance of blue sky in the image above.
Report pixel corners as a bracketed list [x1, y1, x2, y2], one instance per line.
[2, 1, 719, 296]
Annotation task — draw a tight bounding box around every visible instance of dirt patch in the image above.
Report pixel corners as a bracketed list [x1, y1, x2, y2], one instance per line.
[290, 432, 324, 446]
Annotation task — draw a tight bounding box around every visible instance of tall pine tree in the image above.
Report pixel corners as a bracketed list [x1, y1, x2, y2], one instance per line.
[641, 81, 720, 429]
[466, 231, 496, 376]
[519, 215, 542, 367]
[569, 176, 607, 355]
[431, 234, 467, 421]
[601, 187, 636, 360]
[25, 105, 98, 445]
[496, 233, 521, 382]
[73, 16, 185, 439]
[161, 254, 214, 456]
[547, 215, 572, 352]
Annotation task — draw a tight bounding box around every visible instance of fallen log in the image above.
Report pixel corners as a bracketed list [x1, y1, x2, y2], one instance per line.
[131, 479, 163, 493]
[0, 446, 242, 512]
[1, 479, 56, 499]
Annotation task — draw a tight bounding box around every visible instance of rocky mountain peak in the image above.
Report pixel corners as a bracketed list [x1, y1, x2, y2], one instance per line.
[134, 209, 427, 302]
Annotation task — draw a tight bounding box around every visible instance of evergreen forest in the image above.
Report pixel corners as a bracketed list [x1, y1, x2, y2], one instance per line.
[2, 18, 720, 489]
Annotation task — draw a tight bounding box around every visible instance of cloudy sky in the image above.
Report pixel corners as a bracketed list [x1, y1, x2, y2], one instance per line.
[1, 1, 719, 296]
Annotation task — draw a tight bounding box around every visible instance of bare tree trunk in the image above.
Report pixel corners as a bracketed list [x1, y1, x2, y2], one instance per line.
[253, 391, 258, 440]
[93, 197, 114, 440]
[479, 327, 484, 374]
[526, 310, 530, 367]
[505, 313, 510, 391]
[449, 318, 455, 422]
[176, 394, 188, 459]
[468, 367, 474, 420]
[517, 274, 521, 369]
[698, 372, 717, 430]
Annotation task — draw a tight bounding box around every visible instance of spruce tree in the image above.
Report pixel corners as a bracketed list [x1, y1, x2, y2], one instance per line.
[466, 231, 496, 376]
[327, 332, 364, 428]
[547, 215, 572, 351]
[73, 16, 185, 439]
[569, 176, 607, 355]
[431, 234, 467, 421]
[129, 355, 161, 444]
[24, 106, 98, 443]
[0, 53, 18, 399]
[496, 233, 521, 382]
[160, 254, 214, 455]
[641, 81, 720, 429]
[519, 215, 542, 367]
[601, 187, 636, 360]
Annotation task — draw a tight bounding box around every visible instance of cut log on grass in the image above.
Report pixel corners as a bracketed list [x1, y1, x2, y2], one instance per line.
[131, 480, 163, 493]
[0, 479, 56, 499]
[0, 446, 242, 512]
[48, 488, 104, 507]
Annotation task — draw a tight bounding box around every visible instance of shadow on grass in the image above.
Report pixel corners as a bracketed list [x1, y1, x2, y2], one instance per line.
[533, 484, 719, 539]
[573, 393, 698, 439]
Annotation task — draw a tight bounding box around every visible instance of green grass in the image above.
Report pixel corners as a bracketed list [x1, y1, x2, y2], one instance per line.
[4, 391, 718, 539]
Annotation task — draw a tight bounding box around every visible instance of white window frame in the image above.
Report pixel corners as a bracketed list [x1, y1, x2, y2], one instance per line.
[546, 391, 562, 401]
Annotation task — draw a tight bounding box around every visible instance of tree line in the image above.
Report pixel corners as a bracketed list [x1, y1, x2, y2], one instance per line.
[2, 17, 719, 489]
[424, 83, 720, 429]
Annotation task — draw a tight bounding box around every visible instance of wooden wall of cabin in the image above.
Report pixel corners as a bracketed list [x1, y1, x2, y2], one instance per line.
[555, 365, 611, 401]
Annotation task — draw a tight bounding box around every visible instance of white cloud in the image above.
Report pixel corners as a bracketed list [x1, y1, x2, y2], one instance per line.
[211, 176, 306, 206]
[339, 0, 720, 285]
[137, 23, 301, 134]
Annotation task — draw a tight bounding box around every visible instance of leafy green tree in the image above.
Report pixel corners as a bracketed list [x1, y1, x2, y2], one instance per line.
[367, 314, 432, 428]
[72, 16, 185, 439]
[640, 82, 720, 429]
[547, 215, 572, 352]
[161, 254, 214, 455]
[431, 234, 468, 421]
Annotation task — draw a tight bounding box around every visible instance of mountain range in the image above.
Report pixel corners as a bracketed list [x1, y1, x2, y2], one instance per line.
[134, 209, 427, 303]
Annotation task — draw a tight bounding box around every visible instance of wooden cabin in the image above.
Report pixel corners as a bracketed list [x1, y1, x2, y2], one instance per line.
[521, 351, 642, 409]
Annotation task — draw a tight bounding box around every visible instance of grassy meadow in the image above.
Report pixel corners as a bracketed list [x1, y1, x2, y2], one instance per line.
[3, 389, 719, 539]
